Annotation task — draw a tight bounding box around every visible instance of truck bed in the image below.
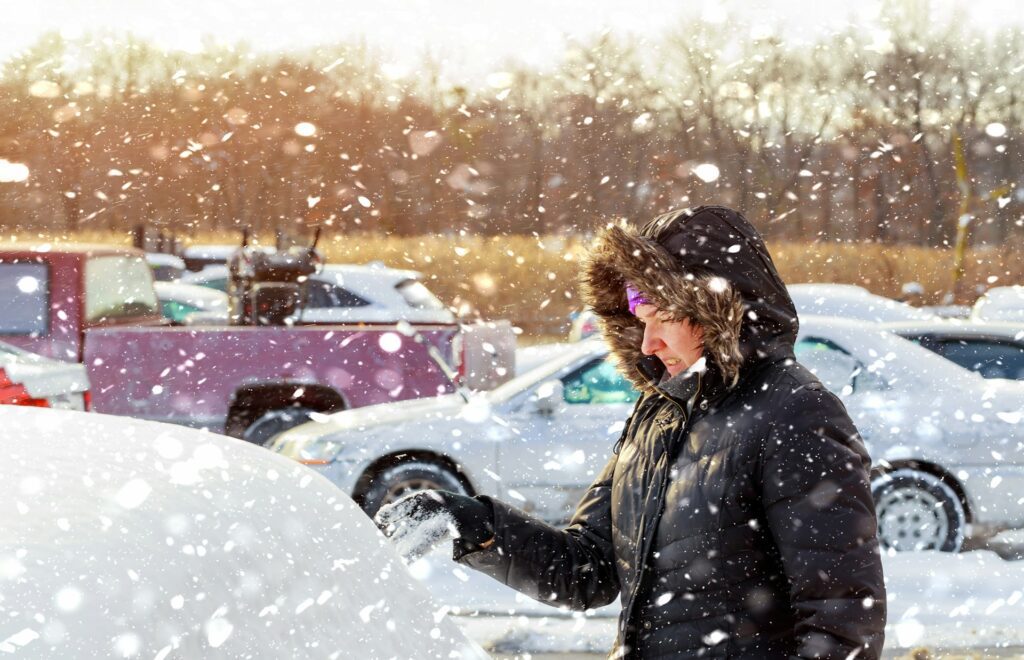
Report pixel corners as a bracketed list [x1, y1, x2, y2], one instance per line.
[85, 324, 459, 432]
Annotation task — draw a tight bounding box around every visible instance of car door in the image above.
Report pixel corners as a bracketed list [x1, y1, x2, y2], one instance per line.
[498, 356, 639, 523]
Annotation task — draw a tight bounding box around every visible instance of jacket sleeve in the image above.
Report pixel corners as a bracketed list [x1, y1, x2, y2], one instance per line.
[455, 452, 621, 611]
[760, 385, 887, 660]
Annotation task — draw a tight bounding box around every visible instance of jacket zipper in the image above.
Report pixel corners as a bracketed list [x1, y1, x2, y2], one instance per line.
[619, 372, 703, 647]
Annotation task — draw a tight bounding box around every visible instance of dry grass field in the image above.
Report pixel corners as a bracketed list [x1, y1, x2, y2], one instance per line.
[8, 229, 1021, 341]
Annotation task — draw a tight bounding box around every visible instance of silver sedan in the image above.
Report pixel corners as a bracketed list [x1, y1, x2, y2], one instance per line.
[271, 317, 1024, 553]
[271, 339, 629, 523]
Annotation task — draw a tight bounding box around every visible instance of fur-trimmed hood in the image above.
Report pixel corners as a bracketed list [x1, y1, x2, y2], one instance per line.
[580, 205, 799, 394]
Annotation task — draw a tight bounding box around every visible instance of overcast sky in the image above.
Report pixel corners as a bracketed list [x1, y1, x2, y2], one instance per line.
[1, 0, 1019, 82]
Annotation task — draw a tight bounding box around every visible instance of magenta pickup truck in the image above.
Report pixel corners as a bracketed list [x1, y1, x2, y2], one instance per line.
[0, 243, 512, 444]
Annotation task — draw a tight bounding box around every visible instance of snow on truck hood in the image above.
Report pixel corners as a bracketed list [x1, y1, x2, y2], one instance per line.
[0, 407, 486, 659]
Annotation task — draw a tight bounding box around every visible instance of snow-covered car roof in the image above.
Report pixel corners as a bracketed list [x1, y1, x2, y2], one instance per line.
[153, 281, 229, 311]
[144, 252, 185, 269]
[880, 318, 1024, 341]
[180, 244, 276, 261]
[972, 285, 1024, 322]
[0, 407, 485, 658]
[0, 340, 89, 404]
[788, 283, 936, 322]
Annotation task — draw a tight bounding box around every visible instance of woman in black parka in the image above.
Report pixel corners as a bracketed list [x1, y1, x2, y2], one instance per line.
[378, 206, 887, 659]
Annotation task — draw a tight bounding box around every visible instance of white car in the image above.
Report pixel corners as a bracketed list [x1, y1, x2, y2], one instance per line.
[0, 340, 89, 409]
[972, 285, 1024, 323]
[153, 280, 230, 324]
[788, 283, 936, 322]
[0, 407, 485, 658]
[882, 319, 1024, 380]
[271, 317, 1024, 554]
[181, 263, 456, 325]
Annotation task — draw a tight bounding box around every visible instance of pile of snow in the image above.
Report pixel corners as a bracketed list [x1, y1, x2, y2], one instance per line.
[0, 407, 485, 658]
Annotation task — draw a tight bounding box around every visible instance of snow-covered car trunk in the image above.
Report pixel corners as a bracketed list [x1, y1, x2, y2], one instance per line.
[0, 407, 486, 658]
[0, 341, 89, 409]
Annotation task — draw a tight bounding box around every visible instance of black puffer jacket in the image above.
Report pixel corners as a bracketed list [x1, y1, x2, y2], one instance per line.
[459, 206, 886, 658]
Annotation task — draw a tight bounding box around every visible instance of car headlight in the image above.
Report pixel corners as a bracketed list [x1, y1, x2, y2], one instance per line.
[295, 435, 345, 465]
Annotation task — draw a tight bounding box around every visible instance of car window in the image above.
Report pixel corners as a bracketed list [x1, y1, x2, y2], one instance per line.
[84, 255, 160, 323]
[562, 358, 639, 405]
[0, 262, 50, 334]
[306, 281, 371, 308]
[794, 337, 865, 393]
[930, 339, 1024, 380]
[396, 279, 446, 310]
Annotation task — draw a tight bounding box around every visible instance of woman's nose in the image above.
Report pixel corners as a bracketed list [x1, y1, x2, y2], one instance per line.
[640, 326, 663, 356]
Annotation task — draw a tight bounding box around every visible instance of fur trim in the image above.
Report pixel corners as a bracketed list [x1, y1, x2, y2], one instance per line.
[581, 221, 745, 393]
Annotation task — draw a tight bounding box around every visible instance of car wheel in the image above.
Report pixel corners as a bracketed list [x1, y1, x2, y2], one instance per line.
[242, 406, 316, 447]
[361, 460, 468, 518]
[871, 468, 967, 552]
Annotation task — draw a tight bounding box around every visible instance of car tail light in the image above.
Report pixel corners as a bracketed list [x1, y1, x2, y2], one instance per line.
[0, 368, 51, 407]
[83, 390, 92, 411]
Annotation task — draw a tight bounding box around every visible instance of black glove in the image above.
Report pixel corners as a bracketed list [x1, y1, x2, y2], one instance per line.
[374, 490, 495, 561]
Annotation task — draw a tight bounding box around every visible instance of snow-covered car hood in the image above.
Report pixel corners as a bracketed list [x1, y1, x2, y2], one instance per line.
[270, 392, 471, 457]
[0, 407, 486, 658]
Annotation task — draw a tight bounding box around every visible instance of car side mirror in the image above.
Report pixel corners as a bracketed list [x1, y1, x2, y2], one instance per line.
[531, 379, 565, 415]
[852, 367, 888, 392]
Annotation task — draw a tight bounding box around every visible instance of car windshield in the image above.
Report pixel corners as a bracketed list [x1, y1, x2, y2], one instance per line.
[486, 341, 604, 404]
[84, 255, 160, 322]
[931, 340, 1024, 380]
[0, 262, 50, 334]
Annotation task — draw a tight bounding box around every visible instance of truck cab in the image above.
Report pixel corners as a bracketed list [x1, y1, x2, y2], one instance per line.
[0, 244, 166, 361]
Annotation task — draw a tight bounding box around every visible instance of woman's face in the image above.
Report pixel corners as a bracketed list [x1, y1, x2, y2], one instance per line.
[634, 304, 705, 377]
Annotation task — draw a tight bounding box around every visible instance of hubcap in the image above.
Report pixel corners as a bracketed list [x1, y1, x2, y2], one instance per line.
[383, 478, 442, 507]
[876, 486, 948, 551]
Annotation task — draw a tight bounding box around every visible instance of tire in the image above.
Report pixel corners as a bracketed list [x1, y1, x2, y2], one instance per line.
[871, 468, 967, 552]
[242, 406, 316, 447]
[360, 460, 468, 518]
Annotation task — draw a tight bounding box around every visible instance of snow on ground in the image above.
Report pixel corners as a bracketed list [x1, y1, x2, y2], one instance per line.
[406, 542, 1024, 656]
